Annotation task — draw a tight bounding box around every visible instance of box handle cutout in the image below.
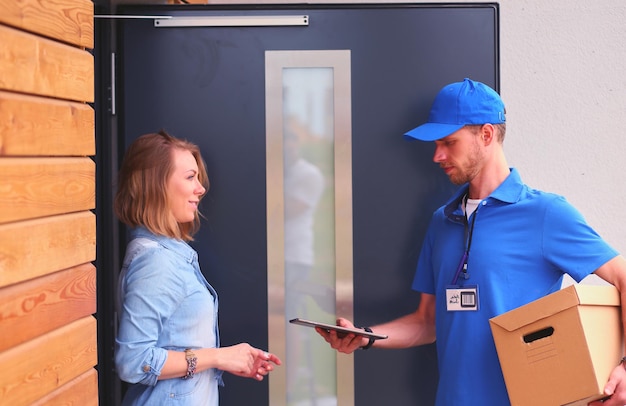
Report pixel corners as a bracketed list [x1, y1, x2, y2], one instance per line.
[523, 327, 554, 343]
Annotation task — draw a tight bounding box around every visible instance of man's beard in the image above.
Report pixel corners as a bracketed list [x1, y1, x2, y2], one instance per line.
[447, 143, 483, 185]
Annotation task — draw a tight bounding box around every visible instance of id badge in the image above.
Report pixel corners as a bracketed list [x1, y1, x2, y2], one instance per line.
[446, 285, 479, 311]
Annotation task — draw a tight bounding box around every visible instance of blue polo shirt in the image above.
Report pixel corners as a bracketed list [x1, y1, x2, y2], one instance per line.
[412, 168, 618, 406]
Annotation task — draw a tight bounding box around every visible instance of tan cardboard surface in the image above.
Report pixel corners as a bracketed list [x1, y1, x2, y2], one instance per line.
[489, 284, 622, 406]
[490, 284, 620, 332]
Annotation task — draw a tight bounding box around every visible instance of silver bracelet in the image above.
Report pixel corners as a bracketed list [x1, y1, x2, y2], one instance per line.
[182, 348, 197, 380]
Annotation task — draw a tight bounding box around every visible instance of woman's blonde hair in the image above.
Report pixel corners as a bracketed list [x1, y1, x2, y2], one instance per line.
[114, 130, 209, 241]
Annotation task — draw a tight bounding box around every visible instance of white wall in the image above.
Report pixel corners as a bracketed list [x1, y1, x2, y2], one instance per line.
[502, 0, 626, 243]
[499, 1, 626, 283]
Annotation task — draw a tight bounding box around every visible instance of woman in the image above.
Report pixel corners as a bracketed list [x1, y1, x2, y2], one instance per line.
[114, 130, 280, 405]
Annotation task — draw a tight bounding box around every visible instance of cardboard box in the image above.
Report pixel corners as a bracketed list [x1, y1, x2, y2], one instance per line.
[489, 284, 622, 406]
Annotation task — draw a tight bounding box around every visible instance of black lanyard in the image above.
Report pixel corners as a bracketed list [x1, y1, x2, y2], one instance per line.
[451, 197, 479, 285]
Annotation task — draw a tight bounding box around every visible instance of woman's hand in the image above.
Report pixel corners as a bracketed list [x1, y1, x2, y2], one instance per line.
[217, 343, 281, 381]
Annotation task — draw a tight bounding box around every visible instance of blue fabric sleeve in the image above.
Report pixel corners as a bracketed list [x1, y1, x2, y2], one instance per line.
[542, 195, 618, 282]
[115, 247, 186, 386]
[412, 213, 437, 294]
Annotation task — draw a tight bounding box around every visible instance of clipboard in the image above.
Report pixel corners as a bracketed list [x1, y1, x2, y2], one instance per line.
[289, 318, 388, 340]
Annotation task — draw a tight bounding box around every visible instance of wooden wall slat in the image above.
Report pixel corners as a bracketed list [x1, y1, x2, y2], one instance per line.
[0, 90, 95, 156]
[0, 212, 96, 288]
[0, 157, 95, 223]
[0, 24, 94, 102]
[0, 0, 98, 403]
[31, 368, 98, 406]
[0, 0, 93, 48]
[0, 316, 98, 406]
[0, 263, 96, 352]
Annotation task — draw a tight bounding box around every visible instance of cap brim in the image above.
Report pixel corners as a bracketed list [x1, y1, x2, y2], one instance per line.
[404, 122, 465, 141]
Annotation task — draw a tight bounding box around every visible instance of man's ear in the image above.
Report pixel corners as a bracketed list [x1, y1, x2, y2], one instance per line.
[481, 124, 496, 145]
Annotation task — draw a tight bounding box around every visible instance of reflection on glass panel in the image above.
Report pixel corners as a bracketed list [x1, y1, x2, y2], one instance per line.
[283, 67, 337, 406]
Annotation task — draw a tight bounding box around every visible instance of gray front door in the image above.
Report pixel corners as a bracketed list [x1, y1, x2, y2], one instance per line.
[117, 4, 499, 405]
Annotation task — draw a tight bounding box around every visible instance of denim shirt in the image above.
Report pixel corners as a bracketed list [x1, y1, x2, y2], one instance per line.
[115, 226, 224, 405]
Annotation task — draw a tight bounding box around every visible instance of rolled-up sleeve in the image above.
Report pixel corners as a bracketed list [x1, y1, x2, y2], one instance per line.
[115, 247, 186, 386]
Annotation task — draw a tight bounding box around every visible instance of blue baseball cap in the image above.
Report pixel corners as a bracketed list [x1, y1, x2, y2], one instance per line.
[404, 78, 506, 141]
